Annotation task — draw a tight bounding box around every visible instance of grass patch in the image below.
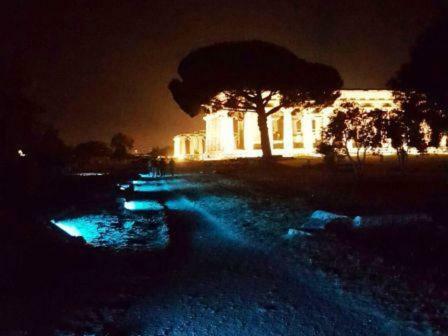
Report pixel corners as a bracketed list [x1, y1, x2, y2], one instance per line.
[205, 155, 448, 333]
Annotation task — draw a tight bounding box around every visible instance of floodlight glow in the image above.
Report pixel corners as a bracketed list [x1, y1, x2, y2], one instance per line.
[51, 212, 167, 249]
[133, 179, 190, 193]
[124, 200, 164, 211]
[119, 183, 131, 190]
[52, 221, 81, 237]
[51, 217, 100, 242]
[134, 184, 164, 192]
[17, 149, 26, 157]
[165, 198, 195, 211]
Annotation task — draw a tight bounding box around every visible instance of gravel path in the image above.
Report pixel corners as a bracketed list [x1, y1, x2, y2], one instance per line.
[123, 175, 422, 336]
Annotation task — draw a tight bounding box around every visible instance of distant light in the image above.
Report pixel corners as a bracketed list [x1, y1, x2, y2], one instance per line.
[124, 200, 164, 211]
[132, 180, 146, 185]
[17, 149, 26, 157]
[74, 172, 105, 176]
[118, 183, 131, 190]
[133, 179, 188, 193]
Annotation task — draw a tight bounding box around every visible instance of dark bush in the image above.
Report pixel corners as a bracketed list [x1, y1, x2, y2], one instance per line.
[316, 142, 336, 168]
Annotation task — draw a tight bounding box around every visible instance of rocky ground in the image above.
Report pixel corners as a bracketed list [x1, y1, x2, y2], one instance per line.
[3, 169, 444, 335]
[119, 175, 428, 335]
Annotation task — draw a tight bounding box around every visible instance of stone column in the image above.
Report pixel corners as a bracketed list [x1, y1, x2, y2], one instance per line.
[196, 135, 204, 154]
[183, 137, 189, 155]
[173, 137, 181, 158]
[283, 108, 293, 153]
[302, 111, 314, 153]
[219, 112, 235, 154]
[179, 137, 185, 156]
[190, 136, 196, 155]
[243, 112, 257, 151]
[267, 115, 274, 150]
[314, 117, 321, 141]
[204, 115, 212, 153]
[441, 135, 447, 149]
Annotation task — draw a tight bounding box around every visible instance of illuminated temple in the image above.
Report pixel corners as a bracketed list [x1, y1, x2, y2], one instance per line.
[173, 90, 447, 160]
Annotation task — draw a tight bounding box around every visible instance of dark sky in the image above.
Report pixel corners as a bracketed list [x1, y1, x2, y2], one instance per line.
[1, 0, 444, 150]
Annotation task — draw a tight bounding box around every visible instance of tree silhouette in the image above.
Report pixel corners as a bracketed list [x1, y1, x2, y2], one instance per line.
[0, 90, 70, 206]
[385, 110, 415, 171]
[74, 141, 112, 161]
[110, 132, 134, 159]
[0, 92, 45, 163]
[389, 14, 448, 147]
[322, 102, 388, 177]
[169, 40, 342, 159]
[149, 146, 172, 158]
[35, 126, 70, 167]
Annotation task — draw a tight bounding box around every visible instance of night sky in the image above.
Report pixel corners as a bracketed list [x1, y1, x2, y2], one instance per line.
[1, 0, 444, 151]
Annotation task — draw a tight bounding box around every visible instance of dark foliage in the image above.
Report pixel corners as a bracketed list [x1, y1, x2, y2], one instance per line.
[389, 14, 448, 146]
[149, 145, 172, 158]
[35, 127, 71, 168]
[322, 102, 388, 176]
[0, 92, 69, 209]
[74, 141, 112, 160]
[110, 132, 134, 159]
[316, 142, 336, 168]
[0, 92, 45, 162]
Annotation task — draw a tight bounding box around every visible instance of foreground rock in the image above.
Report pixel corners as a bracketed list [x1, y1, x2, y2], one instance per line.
[302, 210, 433, 232]
[283, 228, 312, 239]
[302, 210, 353, 231]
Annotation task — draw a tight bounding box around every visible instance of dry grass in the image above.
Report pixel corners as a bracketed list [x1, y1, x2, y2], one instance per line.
[177, 155, 448, 333]
[185, 155, 448, 216]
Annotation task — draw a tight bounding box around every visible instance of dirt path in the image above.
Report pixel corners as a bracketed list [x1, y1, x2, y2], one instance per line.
[123, 175, 422, 336]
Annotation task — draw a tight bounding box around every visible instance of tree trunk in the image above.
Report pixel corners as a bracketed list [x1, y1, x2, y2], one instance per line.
[345, 144, 360, 179]
[397, 147, 407, 174]
[256, 109, 272, 159]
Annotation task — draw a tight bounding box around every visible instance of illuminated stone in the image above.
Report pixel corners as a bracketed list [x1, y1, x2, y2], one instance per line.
[173, 89, 448, 160]
[173, 130, 206, 161]
[124, 200, 164, 211]
[51, 213, 168, 249]
[132, 180, 147, 185]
